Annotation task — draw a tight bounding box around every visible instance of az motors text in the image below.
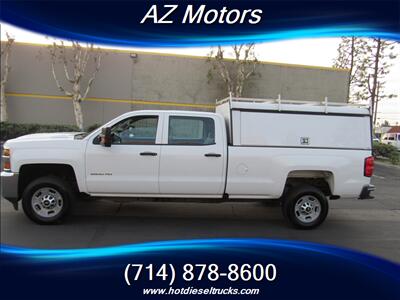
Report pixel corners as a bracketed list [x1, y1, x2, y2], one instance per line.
[140, 5, 263, 24]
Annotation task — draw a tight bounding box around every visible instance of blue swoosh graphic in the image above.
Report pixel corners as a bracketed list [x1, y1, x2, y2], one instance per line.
[1, 238, 399, 275]
[1, 238, 399, 300]
[1, 0, 399, 46]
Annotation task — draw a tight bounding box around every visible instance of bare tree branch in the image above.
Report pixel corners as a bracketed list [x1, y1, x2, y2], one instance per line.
[51, 59, 73, 97]
[1, 32, 15, 122]
[48, 41, 103, 130]
[207, 44, 258, 97]
[334, 38, 399, 125]
[49, 42, 73, 96]
[82, 51, 102, 99]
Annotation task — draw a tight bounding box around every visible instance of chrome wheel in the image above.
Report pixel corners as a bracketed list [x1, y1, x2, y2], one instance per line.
[31, 187, 64, 219]
[294, 195, 321, 223]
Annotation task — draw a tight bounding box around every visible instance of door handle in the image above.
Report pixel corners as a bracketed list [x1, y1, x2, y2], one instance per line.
[204, 153, 222, 157]
[140, 152, 158, 156]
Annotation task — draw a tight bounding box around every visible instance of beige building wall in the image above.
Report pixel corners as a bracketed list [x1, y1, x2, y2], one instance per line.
[2, 42, 349, 128]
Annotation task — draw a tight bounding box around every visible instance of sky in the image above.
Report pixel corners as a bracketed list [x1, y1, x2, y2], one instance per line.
[1, 22, 399, 125]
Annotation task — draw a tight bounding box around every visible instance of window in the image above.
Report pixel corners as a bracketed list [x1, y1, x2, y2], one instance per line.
[168, 116, 215, 145]
[110, 116, 158, 145]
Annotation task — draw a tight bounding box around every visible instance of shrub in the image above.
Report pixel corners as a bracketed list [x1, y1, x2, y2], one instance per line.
[373, 141, 400, 165]
[0, 122, 79, 141]
[389, 151, 400, 165]
[86, 123, 101, 133]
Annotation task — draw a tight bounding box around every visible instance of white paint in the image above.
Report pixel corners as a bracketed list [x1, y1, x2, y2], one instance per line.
[158, 112, 227, 195]
[239, 111, 370, 149]
[3, 100, 372, 199]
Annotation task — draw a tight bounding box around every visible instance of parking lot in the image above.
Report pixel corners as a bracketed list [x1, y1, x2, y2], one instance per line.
[1, 162, 399, 262]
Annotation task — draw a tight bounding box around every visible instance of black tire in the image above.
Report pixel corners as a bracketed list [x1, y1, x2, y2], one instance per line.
[22, 176, 74, 225]
[282, 185, 329, 229]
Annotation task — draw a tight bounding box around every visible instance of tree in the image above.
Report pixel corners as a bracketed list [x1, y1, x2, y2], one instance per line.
[49, 41, 102, 130]
[334, 38, 398, 125]
[333, 37, 367, 102]
[1, 33, 15, 122]
[358, 39, 398, 125]
[207, 44, 258, 97]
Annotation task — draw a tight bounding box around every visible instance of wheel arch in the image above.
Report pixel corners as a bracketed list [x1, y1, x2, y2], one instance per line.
[284, 170, 335, 197]
[18, 163, 80, 199]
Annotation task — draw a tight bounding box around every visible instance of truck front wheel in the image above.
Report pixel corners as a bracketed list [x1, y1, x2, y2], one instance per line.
[22, 176, 73, 224]
[282, 185, 328, 229]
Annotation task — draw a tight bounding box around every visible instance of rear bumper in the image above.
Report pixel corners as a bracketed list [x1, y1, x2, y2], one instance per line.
[1, 171, 19, 209]
[358, 184, 375, 200]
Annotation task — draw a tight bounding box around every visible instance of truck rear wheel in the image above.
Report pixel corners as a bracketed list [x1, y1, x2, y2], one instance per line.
[22, 176, 73, 224]
[282, 185, 328, 229]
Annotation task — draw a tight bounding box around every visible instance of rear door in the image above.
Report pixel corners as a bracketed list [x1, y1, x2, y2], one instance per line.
[159, 113, 225, 196]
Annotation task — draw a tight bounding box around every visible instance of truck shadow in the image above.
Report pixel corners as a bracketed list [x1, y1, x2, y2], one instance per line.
[0, 198, 339, 250]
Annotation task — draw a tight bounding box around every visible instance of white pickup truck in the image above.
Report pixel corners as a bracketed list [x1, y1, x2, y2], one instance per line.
[1, 96, 375, 229]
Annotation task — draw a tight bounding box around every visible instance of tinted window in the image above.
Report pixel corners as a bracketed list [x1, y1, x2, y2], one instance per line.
[111, 116, 158, 145]
[168, 116, 215, 145]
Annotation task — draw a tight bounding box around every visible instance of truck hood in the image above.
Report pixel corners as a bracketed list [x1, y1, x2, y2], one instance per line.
[3, 132, 85, 148]
[11, 132, 82, 141]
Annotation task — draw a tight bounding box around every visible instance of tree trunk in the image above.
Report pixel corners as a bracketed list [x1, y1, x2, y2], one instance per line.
[370, 39, 381, 125]
[373, 83, 381, 125]
[0, 83, 7, 122]
[374, 100, 379, 125]
[347, 37, 355, 102]
[236, 83, 243, 97]
[72, 97, 84, 131]
[227, 84, 233, 98]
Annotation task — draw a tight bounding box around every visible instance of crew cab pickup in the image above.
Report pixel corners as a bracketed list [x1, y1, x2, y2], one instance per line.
[1, 96, 375, 228]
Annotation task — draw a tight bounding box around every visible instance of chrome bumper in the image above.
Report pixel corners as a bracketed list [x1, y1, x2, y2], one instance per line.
[1, 171, 19, 210]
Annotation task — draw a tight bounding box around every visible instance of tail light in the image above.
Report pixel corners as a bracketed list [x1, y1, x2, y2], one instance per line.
[364, 156, 374, 177]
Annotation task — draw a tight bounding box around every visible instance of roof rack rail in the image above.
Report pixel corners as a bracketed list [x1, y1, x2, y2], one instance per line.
[216, 95, 369, 109]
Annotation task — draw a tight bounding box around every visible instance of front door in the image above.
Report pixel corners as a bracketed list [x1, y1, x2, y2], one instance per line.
[85, 114, 162, 194]
[159, 114, 225, 196]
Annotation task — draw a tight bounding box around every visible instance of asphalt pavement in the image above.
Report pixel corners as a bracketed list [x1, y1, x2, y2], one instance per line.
[1, 163, 399, 262]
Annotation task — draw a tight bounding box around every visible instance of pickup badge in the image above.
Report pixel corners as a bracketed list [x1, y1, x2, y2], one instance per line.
[90, 172, 113, 176]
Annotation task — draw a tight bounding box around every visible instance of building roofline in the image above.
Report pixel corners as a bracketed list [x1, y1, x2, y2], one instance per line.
[6, 41, 350, 73]
[387, 126, 400, 133]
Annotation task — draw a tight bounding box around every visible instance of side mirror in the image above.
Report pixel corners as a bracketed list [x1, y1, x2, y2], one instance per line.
[100, 127, 112, 147]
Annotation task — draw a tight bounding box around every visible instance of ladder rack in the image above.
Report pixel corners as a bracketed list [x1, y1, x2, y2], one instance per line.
[216, 95, 369, 109]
